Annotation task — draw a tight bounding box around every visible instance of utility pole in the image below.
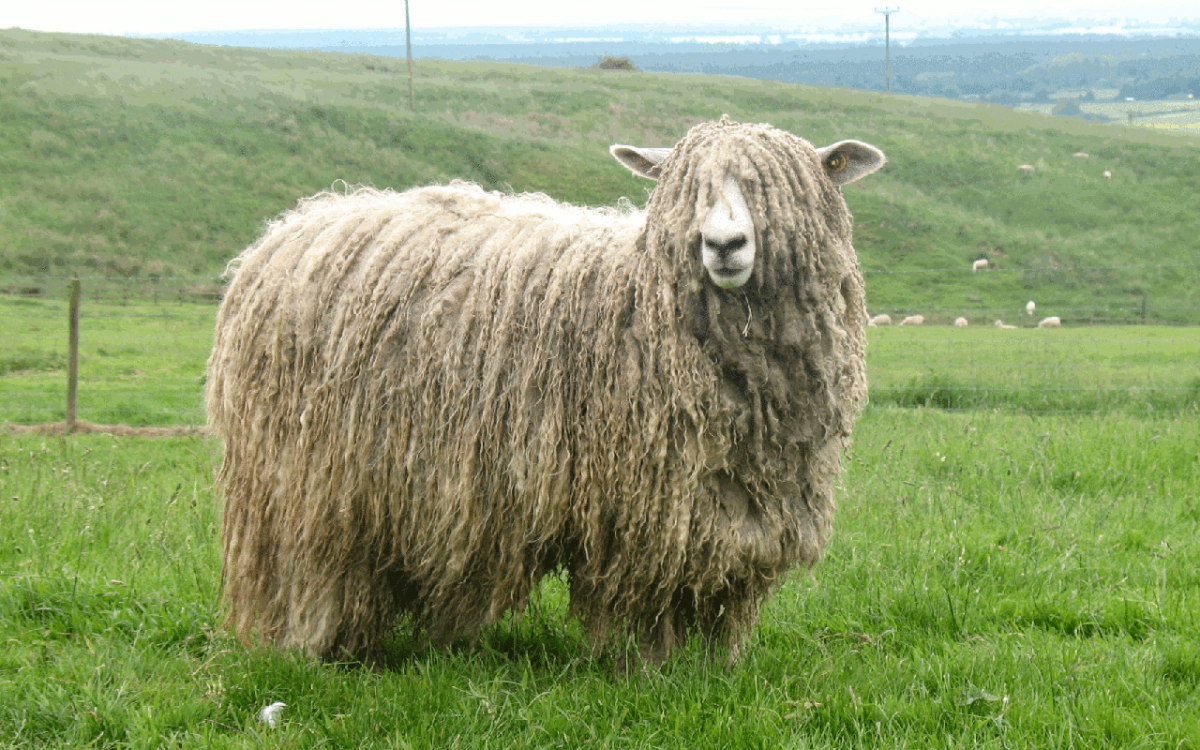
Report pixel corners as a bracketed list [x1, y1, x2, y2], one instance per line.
[875, 7, 899, 93]
[405, 0, 415, 112]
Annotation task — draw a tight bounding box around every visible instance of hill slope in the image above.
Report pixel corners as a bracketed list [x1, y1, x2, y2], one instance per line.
[1, 28, 1198, 322]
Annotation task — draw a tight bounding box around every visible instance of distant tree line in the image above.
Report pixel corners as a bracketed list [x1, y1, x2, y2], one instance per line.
[478, 37, 1200, 104]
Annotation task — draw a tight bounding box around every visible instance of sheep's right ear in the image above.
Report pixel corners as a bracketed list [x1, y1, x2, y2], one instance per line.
[610, 145, 672, 181]
[816, 140, 887, 186]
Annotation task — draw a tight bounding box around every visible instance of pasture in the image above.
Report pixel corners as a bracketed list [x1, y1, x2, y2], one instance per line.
[2, 26, 1199, 748]
[2, 299, 1198, 748]
[1017, 98, 1200, 134]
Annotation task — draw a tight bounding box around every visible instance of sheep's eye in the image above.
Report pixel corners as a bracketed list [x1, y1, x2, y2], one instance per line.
[826, 153, 847, 173]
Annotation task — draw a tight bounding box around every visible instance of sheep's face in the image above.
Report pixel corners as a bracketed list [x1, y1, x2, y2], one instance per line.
[698, 174, 756, 289]
[608, 143, 758, 289]
[610, 119, 885, 292]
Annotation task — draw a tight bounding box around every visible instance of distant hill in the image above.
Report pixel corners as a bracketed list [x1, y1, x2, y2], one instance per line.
[148, 27, 1200, 103]
[2, 28, 1198, 323]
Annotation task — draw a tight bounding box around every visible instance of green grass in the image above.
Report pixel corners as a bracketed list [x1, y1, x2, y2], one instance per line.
[2, 31, 1198, 744]
[867, 324, 1200, 413]
[0, 296, 213, 426]
[1, 28, 1199, 321]
[2, 408, 1197, 748]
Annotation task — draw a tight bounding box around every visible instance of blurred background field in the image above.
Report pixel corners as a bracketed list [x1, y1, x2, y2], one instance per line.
[1016, 96, 1200, 133]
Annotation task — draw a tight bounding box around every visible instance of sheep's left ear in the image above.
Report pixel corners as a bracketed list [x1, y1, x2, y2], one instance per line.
[610, 145, 672, 181]
[815, 140, 886, 186]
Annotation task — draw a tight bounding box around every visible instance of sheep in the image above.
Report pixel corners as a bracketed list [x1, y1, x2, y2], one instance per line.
[972, 259, 988, 272]
[899, 314, 925, 326]
[994, 319, 1017, 329]
[206, 115, 887, 666]
[1104, 170, 1112, 179]
[1017, 164, 1034, 173]
[869, 313, 893, 326]
[954, 317, 969, 327]
[1026, 300, 1036, 316]
[1073, 152, 1089, 158]
[1038, 316, 1062, 328]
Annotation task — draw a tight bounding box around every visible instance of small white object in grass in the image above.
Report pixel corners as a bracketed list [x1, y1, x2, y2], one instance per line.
[259, 702, 287, 728]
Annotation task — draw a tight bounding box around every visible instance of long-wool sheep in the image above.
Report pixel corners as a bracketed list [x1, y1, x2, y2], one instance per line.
[207, 116, 885, 665]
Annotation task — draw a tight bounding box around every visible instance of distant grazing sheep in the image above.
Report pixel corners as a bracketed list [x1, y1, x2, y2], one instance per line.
[994, 319, 1017, 329]
[206, 116, 886, 666]
[1026, 300, 1036, 316]
[870, 313, 893, 326]
[1104, 170, 1112, 179]
[899, 314, 925, 326]
[1073, 152, 1089, 158]
[972, 259, 989, 272]
[954, 317, 969, 327]
[1038, 316, 1062, 328]
[1017, 164, 1035, 173]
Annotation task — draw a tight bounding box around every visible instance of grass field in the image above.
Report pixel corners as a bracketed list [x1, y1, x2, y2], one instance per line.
[1016, 98, 1200, 133]
[2, 27, 1199, 748]
[0, 296, 213, 426]
[2, 406, 1197, 748]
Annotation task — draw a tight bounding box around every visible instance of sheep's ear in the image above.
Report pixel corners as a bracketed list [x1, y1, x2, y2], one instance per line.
[610, 145, 672, 180]
[815, 140, 886, 186]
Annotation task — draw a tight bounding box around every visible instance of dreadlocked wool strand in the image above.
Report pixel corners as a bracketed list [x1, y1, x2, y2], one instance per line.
[207, 116, 884, 664]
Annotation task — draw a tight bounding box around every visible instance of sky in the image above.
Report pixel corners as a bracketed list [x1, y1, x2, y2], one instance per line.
[4, 0, 1198, 37]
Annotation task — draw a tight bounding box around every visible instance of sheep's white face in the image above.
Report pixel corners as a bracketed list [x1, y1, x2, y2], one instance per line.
[698, 174, 756, 289]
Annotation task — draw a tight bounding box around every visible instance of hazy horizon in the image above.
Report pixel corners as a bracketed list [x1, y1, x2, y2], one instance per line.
[6, 1, 1199, 39]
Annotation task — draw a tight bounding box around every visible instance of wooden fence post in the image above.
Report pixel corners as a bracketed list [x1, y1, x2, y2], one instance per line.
[67, 278, 80, 432]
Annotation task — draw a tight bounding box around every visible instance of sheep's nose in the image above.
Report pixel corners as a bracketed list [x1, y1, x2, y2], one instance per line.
[704, 233, 748, 260]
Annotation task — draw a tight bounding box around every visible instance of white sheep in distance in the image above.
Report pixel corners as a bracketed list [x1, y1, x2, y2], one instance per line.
[972, 259, 988, 272]
[1017, 164, 1035, 173]
[1104, 170, 1112, 179]
[994, 319, 1018, 329]
[954, 317, 969, 327]
[1026, 300, 1036, 316]
[1038, 316, 1062, 328]
[869, 313, 893, 326]
[899, 315, 925, 326]
[206, 116, 887, 667]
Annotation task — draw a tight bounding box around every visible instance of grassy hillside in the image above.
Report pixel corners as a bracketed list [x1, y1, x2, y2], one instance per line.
[2, 28, 1199, 322]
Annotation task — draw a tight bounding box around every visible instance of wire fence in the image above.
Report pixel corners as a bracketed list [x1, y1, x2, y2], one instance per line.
[1, 271, 1198, 430]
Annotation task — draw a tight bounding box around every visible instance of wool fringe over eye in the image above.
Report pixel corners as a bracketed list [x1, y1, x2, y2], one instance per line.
[206, 117, 870, 665]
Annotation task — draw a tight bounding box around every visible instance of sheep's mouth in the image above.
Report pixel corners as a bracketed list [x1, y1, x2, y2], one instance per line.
[706, 263, 753, 289]
[701, 237, 754, 289]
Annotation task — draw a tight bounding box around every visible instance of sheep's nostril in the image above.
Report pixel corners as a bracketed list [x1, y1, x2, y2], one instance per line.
[707, 235, 748, 257]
